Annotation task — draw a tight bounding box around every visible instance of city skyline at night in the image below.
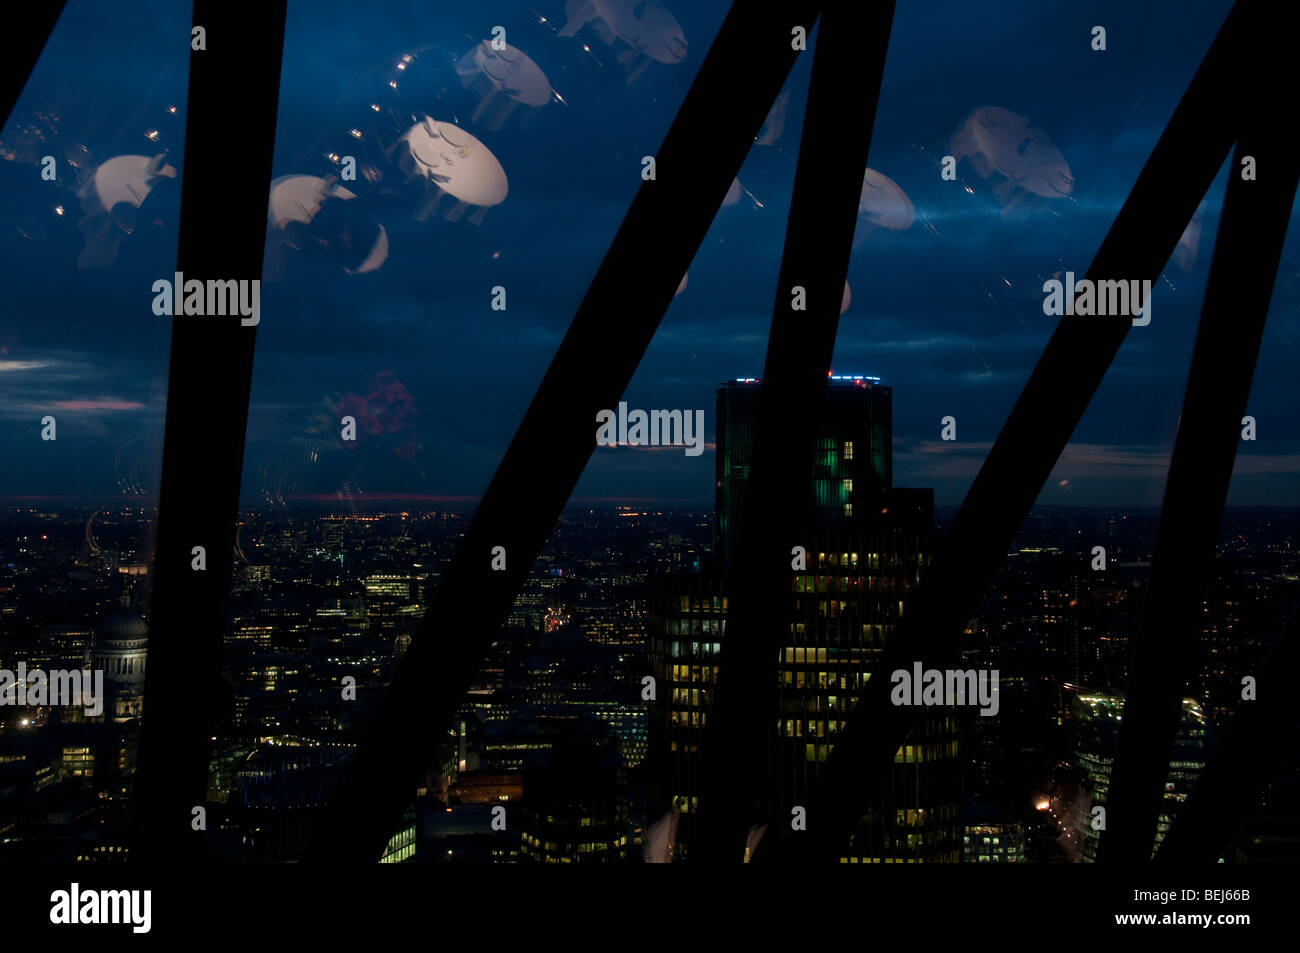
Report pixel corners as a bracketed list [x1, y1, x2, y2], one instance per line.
[0, 0, 1296, 936]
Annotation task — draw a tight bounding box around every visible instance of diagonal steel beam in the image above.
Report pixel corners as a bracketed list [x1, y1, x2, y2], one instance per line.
[690, 0, 896, 864]
[1102, 123, 1300, 862]
[303, 0, 822, 863]
[0, 1, 66, 129]
[131, 0, 287, 862]
[1156, 599, 1300, 864]
[761, 0, 1261, 863]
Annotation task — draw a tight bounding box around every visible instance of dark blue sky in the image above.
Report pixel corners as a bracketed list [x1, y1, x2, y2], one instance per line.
[2, 0, 1297, 509]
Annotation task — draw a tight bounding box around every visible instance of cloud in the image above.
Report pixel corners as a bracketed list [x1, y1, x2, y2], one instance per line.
[597, 441, 717, 453]
[0, 351, 161, 421]
[50, 399, 146, 412]
[897, 439, 1300, 483]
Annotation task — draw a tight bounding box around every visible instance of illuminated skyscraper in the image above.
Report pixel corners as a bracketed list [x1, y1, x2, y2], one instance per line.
[649, 377, 960, 861]
[715, 376, 891, 567]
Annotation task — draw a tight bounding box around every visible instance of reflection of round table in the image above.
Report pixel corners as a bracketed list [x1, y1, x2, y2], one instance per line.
[92, 154, 175, 214]
[268, 174, 356, 229]
[959, 106, 1072, 198]
[399, 117, 508, 208]
[858, 168, 914, 230]
[457, 41, 551, 107]
[266, 174, 386, 274]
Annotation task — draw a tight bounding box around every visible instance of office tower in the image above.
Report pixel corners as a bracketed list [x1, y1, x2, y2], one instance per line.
[649, 376, 959, 861]
[963, 797, 1026, 863]
[1036, 551, 1085, 721]
[647, 574, 725, 856]
[1198, 574, 1248, 727]
[236, 741, 352, 862]
[520, 738, 629, 863]
[715, 376, 891, 567]
[1071, 689, 1207, 861]
[321, 518, 344, 555]
[363, 574, 422, 635]
[32, 626, 94, 672]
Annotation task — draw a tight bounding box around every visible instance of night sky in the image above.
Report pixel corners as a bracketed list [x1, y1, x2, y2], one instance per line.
[1, 0, 1297, 509]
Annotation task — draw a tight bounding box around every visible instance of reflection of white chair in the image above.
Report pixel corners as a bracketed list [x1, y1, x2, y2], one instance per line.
[109, 199, 140, 235]
[344, 224, 388, 275]
[277, 219, 307, 252]
[559, 0, 687, 84]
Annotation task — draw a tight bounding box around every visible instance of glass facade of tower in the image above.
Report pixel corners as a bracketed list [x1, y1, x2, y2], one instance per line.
[1071, 690, 1207, 862]
[715, 379, 892, 567]
[649, 378, 960, 861]
[647, 575, 726, 860]
[781, 524, 961, 863]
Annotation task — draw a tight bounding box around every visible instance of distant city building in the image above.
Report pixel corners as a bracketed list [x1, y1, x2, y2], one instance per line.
[519, 739, 629, 863]
[236, 739, 352, 862]
[963, 798, 1026, 862]
[380, 807, 416, 863]
[321, 519, 344, 554]
[449, 770, 523, 804]
[364, 574, 422, 634]
[33, 625, 93, 670]
[91, 600, 148, 724]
